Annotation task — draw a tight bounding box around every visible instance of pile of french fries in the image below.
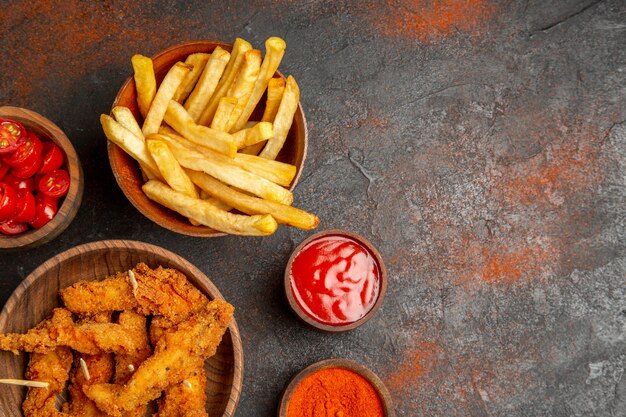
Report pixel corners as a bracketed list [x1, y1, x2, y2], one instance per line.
[101, 37, 319, 236]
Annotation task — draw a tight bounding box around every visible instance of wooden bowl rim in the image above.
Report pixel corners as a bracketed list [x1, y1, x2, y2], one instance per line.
[108, 39, 308, 237]
[0, 239, 243, 417]
[277, 358, 395, 417]
[284, 229, 388, 333]
[0, 106, 83, 249]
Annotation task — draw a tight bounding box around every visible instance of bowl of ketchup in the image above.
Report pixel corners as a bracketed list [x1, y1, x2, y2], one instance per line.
[284, 229, 387, 332]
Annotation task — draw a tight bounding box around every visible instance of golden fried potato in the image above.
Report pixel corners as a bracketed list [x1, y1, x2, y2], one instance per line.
[142, 180, 278, 235]
[184, 47, 231, 121]
[142, 62, 191, 136]
[259, 75, 300, 160]
[131, 54, 156, 118]
[173, 53, 211, 103]
[146, 138, 198, 198]
[232, 37, 287, 131]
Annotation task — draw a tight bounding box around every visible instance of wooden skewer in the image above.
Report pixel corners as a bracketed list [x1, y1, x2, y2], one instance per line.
[0, 379, 49, 388]
[79, 358, 90, 380]
[128, 269, 138, 293]
[182, 379, 192, 389]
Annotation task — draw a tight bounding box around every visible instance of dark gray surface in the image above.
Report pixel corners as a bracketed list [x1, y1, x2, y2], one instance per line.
[1, 1, 624, 416]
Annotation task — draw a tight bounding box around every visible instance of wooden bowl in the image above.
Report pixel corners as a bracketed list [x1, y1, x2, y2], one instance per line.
[0, 240, 243, 417]
[0, 106, 83, 249]
[277, 358, 395, 417]
[109, 40, 308, 237]
[284, 229, 388, 332]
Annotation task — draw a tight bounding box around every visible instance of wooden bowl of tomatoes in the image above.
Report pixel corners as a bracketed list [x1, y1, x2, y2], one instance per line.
[0, 106, 83, 249]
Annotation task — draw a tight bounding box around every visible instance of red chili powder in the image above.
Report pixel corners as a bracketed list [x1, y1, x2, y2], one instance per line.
[287, 368, 384, 417]
[1, 1, 216, 105]
[365, 0, 494, 41]
[385, 342, 437, 394]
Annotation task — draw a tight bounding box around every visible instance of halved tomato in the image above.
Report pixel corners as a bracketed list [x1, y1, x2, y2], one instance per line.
[39, 141, 65, 173]
[0, 119, 27, 154]
[0, 182, 18, 221]
[10, 153, 42, 179]
[3, 174, 35, 193]
[14, 190, 36, 223]
[0, 220, 28, 235]
[37, 169, 70, 198]
[3, 131, 43, 168]
[29, 193, 58, 229]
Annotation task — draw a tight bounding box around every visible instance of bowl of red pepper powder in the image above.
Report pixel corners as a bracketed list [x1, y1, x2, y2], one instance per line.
[278, 358, 394, 417]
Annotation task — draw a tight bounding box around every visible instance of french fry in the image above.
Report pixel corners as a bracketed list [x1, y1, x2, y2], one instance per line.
[210, 97, 238, 132]
[112, 106, 143, 139]
[233, 152, 295, 187]
[259, 75, 300, 160]
[197, 38, 252, 126]
[164, 100, 236, 157]
[200, 189, 232, 212]
[222, 49, 262, 132]
[184, 47, 230, 121]
[142, 62, 192, 136]
[187, 171, 318, 229]
[232, 122, 274, 149]
[131, 55, 157, 118]
[146, 139, 198, 199]
[173, 53, 211, 103]
[262, 77, 286, 122]
[158, 127, 296, 186]
[232, 37, 287, 131]
[152, 133, 293, 204]
[100, 114, 161, 180]
[241, 77, 285, 155]
[111, 106, 157, 180]
[142, 180, 278, 236]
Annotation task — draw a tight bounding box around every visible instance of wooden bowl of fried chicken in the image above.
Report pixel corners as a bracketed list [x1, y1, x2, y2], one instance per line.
[0, 240, 243, 417]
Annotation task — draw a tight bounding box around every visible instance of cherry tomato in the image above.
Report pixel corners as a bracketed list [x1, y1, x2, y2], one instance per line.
[39, 141, 65, 174]
[37, 169, 70, 198]
[0, 119, 27, 154]
[0, 161, 9, 180]
[3, 132, 42, 168]
[29, 193, 58, 229]
[0, 220, 28, 235]
[14, 190, 36, 223]
[10, 153, 42, 179]
[3, 174, 35, 193]
[0, 182, 18, 221]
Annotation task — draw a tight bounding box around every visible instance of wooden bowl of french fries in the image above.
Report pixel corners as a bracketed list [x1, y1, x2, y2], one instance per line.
[0, 240, 243, 417]
[107, 38, 317, 237]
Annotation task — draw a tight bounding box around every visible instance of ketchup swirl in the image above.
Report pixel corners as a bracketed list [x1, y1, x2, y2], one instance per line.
[289, 234, 381, 326]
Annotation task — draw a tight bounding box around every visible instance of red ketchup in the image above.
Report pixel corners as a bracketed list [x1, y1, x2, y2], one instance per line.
[289, 234, 381, 326]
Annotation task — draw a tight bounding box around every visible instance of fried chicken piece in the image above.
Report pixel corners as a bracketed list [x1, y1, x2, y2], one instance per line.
[84, 300, 234, 417]
[22, 347, 73, 417]
[0, 308, 147, 355]
[63, 313, 115, 417]
[63, 352, 114, 417]
[61, 263, 208, 325]
[150, 323, 208, 417]
[114, 312, 153, 417]
[61, 271, 137, 314]
[155, 365, 208, 417]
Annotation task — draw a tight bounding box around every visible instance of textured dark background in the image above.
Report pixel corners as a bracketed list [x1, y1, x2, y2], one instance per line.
[1, 0, 625, 416]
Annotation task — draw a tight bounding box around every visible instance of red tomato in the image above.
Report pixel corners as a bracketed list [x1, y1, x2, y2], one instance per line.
[3, 174, 35, 193]
[0, 182, 18, 221]
[0, 161, 9, 180]
[29, 193, 58, 229]
[37, 169, 70, 198]
[0, 220, 28, 235]
[10, 153, 42, 179]
[39, 141, 65, 174]
[14, 190, 36, 223]
[0, 119, 27, 154]
[3, 132, 42, 168]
